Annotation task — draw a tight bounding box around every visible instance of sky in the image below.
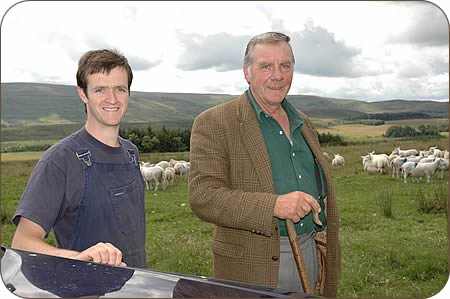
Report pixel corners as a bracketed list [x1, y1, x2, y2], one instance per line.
[0, 1, 449, 103]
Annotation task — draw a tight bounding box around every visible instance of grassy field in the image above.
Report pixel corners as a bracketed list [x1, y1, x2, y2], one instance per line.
[0, 137, 448, 298]
[317, 118, 449, 142]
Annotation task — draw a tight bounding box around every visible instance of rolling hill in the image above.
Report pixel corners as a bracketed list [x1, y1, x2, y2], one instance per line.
[1, 82, 448, 141]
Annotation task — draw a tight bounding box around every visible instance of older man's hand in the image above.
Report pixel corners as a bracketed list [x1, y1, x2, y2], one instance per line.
[274, 191, 321, 224]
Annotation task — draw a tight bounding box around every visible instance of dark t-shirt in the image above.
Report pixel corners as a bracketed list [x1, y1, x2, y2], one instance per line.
[13, 127, 140, 248]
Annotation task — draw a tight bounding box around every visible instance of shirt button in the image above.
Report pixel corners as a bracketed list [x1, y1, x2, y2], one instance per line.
[292, 152, 296, 157]
[300, 222, 304, 227]
[279, 131, 283, 135]
[272, 256, 279, 261]
[298, 174, 302, 179]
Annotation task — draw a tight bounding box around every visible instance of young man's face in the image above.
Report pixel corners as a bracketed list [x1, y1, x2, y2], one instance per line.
[244, 42, 294, 110]
[78, 67, 129, 131]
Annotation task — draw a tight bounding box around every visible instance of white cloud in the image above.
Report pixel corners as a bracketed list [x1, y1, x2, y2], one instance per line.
[1, 0, 448, 102]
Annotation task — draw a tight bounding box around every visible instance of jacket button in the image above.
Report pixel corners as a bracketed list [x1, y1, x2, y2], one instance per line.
[272, 256, 279, 261]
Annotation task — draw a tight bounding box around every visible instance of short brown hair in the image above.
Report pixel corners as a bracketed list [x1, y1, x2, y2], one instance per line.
[76, 49, 133, 96]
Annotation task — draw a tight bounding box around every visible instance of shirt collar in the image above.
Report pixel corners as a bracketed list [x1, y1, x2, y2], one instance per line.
[246, 88, 304, 128]
[246, 88, 266, 122]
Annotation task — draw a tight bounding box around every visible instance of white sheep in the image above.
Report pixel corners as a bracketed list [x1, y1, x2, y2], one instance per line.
[140, 165, 166, 191]
[444, 150, 449, 160]
[401, 161, 419, 183]
[418, 157, 435, 164]
[361, 153, 389, 174]
[391, 157, 407, 178]
[332, 154, 345, 168]
[164, 166, 175, 187]
[430, 147, 444, 158]
[436, 158, 449, 179]
[411, 158, 447, 183]
[174, 162, 190, 176]
[364, 164, 380, 175]
[322, 152, 330, 160]
[393, 147, 418, 157]
[156, 160, 170, 169]
[405, 156, 423, 163]
[388, 152, 400, 164]
[419, 149, 433, 157]
[169, 159, 187, 168]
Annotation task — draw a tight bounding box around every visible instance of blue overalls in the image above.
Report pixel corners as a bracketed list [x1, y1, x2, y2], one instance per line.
[64, 137, 146, 268]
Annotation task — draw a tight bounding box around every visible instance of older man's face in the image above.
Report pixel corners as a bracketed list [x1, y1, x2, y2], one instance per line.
[244, 42, 294, 111]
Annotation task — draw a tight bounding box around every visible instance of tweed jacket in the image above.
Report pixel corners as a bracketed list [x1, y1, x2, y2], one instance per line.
[189, 92, 340, 297]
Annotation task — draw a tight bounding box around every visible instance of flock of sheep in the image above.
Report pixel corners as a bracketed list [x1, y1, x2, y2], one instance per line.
[326, 146, 449, 183]
[139, 159, 190, 191]
[139, 145, 448, 191]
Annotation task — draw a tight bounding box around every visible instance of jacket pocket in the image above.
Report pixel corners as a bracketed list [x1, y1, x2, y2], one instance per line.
[212, 239, 244, 259]
[109, 180, 139, 235]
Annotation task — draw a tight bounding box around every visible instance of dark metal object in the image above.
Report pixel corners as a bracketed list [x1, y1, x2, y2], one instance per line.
[1, 246, 319, 298]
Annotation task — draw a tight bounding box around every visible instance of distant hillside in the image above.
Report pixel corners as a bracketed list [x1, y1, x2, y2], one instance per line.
[1, 82, 448, 128]
[0, 83, 234, 127]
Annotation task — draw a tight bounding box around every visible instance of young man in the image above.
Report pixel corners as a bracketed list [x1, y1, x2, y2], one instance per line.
[11, 49, 146, 268]
[189, 32, 340, 296]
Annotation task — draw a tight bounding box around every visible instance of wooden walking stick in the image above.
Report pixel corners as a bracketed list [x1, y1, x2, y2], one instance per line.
[285, 219, 312, 294]
[285, 213, 321, 294]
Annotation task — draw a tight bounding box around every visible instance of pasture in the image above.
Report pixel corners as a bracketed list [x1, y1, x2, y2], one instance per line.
[0, 137, 448, 298]
[317, 118, 449, 142]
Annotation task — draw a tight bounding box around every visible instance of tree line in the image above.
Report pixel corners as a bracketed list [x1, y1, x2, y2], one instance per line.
[119, 126, 191, 153]
[3, 124, 445, 153]
[345, 112, 432, 121]
[384, 124, 447, 138]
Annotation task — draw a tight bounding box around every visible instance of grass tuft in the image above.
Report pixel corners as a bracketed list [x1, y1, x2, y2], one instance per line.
[378, 187, 393, 218]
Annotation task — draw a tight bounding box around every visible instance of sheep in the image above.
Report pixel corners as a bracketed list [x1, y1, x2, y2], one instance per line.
[436, 158, 449, 179]
[419, 150, 433, 157]
[401, 161, 419, 183]
[140, 161, 154, 167]
[429, 147, 444, 158]
[418, 157, 435, 164]
[405, 156, 423, 163]
[174, 162, 190, 176]
[156, 160, 170, 170]
[393, 147, 418, 157]
[322, 152, 330, 160]
[391, 157, 407, 178]
[361, 153, 389, 174]
[364, 164, 380, 175]
[444, 150, 449, 160]
[388, 152, 400, 164]
[140, 165, 166, 191]
[410, 158, 447, 183]
[332, 154, 345, 168]
[164, 166, 175, 187]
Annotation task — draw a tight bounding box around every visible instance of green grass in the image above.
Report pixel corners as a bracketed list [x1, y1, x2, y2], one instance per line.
[1, 139, 448, 298]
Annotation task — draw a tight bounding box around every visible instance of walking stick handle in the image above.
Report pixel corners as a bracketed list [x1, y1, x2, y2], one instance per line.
[285, 219, 312, 294]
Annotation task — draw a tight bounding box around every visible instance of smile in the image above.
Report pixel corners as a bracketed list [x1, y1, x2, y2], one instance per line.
[103, 107, 119, 111]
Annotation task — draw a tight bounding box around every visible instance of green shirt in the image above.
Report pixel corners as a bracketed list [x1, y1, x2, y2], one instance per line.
[247, 89, 327, 236]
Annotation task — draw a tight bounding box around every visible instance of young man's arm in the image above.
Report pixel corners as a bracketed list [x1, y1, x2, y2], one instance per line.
[12, 217, 126, 267]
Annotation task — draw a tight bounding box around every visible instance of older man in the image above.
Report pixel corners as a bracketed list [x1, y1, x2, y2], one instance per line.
[189, 32, 340, 297]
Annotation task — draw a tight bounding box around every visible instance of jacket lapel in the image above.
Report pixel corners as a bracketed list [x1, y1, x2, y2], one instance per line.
[237, 93, 274, 194]
[301, 125, 322, 161]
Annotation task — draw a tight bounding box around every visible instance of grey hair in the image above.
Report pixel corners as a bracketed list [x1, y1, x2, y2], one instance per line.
[243, 32, 295, 69]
